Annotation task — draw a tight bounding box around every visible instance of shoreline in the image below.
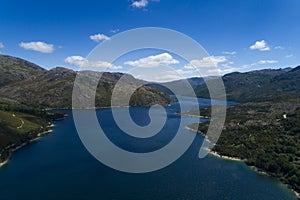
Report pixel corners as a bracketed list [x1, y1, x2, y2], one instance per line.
[249, 166, 300, 198]
[45, 101, 175, 111]
[292, 190, 300, 199]
[186, 126, 242, 162]
[0, 124, 54, 169]
[209, 150, 243, 162]
[178, 112, 209, 118]
[0, 159, 8, 168]
[46, 104, 165, 111]
[186, 125, 300, 198]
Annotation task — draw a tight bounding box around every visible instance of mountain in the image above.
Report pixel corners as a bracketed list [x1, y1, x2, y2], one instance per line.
[0, 96, 66, 164]
[165, 77, 207, 88]
[0, 54, 172, 164]
[185, 66, 300, 194]
[0, 55, 45, 87]
[187, 101, 300, 194]
[0, 55, 172, 108]
[148, 77, 216, 96]
[0, 109, 50, 163]
[194, 67, 300, 102]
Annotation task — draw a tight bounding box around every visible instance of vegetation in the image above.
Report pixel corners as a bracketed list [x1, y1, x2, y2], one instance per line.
[0, 55, 45, 87]
[0, 55, 172, 108]
[1, 54, 299, 196]
[187, 100, 300, 194]
[0, 54, 172, 164]
[188, 66, 300, 194]
[194, 67, 300, 103]
[0, 99, 65, 164]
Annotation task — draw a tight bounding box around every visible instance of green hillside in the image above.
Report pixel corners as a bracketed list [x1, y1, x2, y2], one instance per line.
[0, 55, 45, 87]
[188, 100, 300, 194]
[185, 66, 300, 194]
[0, 55, 172, 108]
[0, 54, 173, 165]
[194, 67, 300, 102]
[0, 101, 65, 164]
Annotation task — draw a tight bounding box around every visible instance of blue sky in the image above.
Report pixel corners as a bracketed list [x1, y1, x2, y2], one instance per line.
[0, 0, 299, 81]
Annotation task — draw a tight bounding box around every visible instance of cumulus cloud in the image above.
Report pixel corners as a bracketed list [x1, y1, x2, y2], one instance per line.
[208, 67, 238, 74]
[19, 41, 54, 53]
[131, 0, 148, 8]
[183, 56, 246, 76]
[274, 46, 284, 50]
[136, 73, 181, 82]
[134, 70, 182, 82]
[222, 51, 236, 55]
[285, 54, 293, 58]
[175, 69, 195, 75]
[249, 40, 270, 51]
[0, 42, 4, 48]
[242, 59, 278, 69]
[184, 56, 227, 69]
[64, 56, 122, 70]
[257, 60, 278, 64]
[124, 53, 179, 68]
[110, 29, 120, 33]
[89, 34, 110, 42]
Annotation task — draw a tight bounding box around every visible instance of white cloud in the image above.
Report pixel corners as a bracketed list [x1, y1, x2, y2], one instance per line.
[175, 69, 195, 75]
[184, 56, 227, 69]
[124, 53, 179, 68]
[64, 56, 122, 70]
[19, 41, 54, 53]
[110, 29, 120, 33]
[206, 69, 222, 74]
[134, 70, 182, 82]
[0, 42, 4, 48]
[89, 34, 110, 42]
[131, 0, 148, 8]
[257, 60, 278, 64]
[274, 46, 285, 50]
[182, 56, 231, 76]
[249, 40, 270, 51]
[197, 68, 233, 76]
[210, 64, 252, 75]
[285, 54, 293, 58]
[130, 55, 234, 80]
[222, 51, 236, 55]
[242, 59, 278, 69]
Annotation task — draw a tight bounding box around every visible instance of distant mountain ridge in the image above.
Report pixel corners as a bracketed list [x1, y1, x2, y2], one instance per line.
[0, 55, 172, 108]
[194, 67, 300, 102]
[148, 76, 218, 96]
[1, 54, 299, 106]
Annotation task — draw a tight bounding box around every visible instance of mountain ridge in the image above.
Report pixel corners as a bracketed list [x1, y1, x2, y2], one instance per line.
[194, 67, 300, 102]
[0, 55, 172, 108]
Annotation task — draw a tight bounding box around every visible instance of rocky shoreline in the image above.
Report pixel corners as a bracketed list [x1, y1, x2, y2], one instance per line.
[186, 125, 300, 199]
[0, 124, 54, 169]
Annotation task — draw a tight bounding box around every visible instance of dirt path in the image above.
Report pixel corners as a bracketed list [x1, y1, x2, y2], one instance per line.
[12, 114, 24, 129]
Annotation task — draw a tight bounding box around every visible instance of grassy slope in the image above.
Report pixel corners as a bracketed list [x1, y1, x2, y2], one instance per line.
[0, 98, 65, 164]
[0, 54, 172, 165]
[0, 109, 50, 163]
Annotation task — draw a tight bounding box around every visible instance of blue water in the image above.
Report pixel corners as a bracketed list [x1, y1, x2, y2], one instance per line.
[0, 98, 297, 200]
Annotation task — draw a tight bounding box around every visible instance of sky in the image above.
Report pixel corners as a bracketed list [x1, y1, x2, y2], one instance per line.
[0, 0, 299, 81]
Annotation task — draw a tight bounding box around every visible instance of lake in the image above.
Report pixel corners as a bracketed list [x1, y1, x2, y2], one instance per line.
[0, 97, 297, 200]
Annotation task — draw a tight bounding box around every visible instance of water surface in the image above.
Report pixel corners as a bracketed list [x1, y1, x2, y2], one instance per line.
[0, 98, 296, 200]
